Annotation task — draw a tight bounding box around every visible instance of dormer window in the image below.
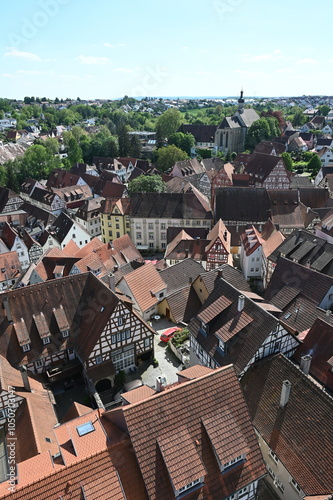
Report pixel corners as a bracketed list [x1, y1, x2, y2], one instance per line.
[62, 330, 69, 338]
[177, 478, 202, 495]
[218, 339, 225, 353]
[22, 344, 30, 352]
[222, 454, 245, 472]
[43, 337, 51, 345]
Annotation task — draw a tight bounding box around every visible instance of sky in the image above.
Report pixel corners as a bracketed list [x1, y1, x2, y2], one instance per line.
[0, 0, 332, 100]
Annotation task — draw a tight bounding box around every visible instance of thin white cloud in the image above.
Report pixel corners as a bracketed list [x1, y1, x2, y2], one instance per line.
[297, 58, 317, 65]
[245, 50, 290, 63]
[77, 55, 111, 65]
[4, 47, 42, 61]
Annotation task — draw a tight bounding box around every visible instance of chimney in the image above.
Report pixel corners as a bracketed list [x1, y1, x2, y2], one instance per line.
[279, 380, 291, 408]
[185, 248, 189, 258]
[3, 297, 12, 323]
[20, 365, 31, 392]
[238, 295, 245, 312]
[326, 310, 331, 321]
[300, 355, 312, 375]
[155, 376, 166, 392]
[109, 273, 115, 292]
[217, 269, 223, 279]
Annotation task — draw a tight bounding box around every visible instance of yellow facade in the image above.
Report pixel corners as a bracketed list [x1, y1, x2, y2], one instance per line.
[100, 206, 130, 244]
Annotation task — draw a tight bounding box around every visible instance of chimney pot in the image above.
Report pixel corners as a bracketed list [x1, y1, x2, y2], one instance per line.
[20, 365, 31, 392]
[238, 295, 245, 312]
[109, 273, 115, 292]
[280, 380, 291, 408]
[300, 355, 312, 375]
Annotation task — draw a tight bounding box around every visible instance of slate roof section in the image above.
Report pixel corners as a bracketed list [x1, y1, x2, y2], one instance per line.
[189, 278, 278, 375]
[195, 265, 251, 299]
[129, 192, 213, 220]
[241, 354, 333, 496]
[266, 256, 333, 306]
[180, 124, 217, 143]
[163, 285, 202, 323]
[116, 364, 266, 500]
[293, 317, 333, 391]
[159, 258, 205, 295]
[215, 187, 271, 223]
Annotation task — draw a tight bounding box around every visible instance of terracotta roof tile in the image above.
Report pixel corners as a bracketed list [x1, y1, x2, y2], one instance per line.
[119, 263, 166, 313]
[177, 365, 214, 380]
[116, 365, 266, 500]
[158, 427, 206, 490]
[121, 385, 156, 404]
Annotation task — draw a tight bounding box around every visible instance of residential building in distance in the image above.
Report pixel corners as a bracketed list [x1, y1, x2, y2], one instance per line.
[129, 192, 213, 250]
[71, 198, 102, 239]
[100, 198, 131, 244]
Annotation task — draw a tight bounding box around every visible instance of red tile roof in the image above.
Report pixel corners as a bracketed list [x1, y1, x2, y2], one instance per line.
[113, 365, 266, 500]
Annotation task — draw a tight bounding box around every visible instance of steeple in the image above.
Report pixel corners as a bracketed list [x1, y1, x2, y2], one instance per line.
[238, 90, 244, 113]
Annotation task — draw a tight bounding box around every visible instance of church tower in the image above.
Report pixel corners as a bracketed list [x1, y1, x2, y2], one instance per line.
[238, 90, 245, 114]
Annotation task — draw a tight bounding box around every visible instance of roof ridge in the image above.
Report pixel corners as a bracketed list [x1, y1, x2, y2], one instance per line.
[121, 365, 235, 410]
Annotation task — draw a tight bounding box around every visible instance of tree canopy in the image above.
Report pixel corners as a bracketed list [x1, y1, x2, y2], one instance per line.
[155, 108, 183, 146]
[245, 117, 280, 150]
[127, 174, 166, 196]
[156, 145, 188, 172]
[168, 132, 195, 155]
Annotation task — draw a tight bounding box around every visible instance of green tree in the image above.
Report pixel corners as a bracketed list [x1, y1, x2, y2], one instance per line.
[155, 108, 183, 146]
[118, 123, 130, 157]
[67, 137, 83, 165]
[43, 137, 60, 155]
[4, 162, 19, 192]
[128, 134, 142, 158]
[281, 152, 293, 171]
[168, 132, 195, 155]
[307, 154, 322, 176]
[156, 145, 188, 172]
[128, 175, 166, 196]
[0, 164, 7, 186]
[19, 145, 62, 181]
[318, 105, 330, 116]
[245, 118, 277, 150]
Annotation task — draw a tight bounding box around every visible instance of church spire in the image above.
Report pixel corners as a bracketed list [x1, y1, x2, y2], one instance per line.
[238, 89, 244, 113]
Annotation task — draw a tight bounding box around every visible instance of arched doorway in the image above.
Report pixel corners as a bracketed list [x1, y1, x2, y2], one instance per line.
[95, 378, 112, 393]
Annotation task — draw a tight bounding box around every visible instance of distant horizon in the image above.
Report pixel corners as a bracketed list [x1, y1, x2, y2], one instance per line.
[1, 94, 333, 102]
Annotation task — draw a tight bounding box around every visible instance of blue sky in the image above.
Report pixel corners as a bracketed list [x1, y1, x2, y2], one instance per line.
[1, 0, 332, 99]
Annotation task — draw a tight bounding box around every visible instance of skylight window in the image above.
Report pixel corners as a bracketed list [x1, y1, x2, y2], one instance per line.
[76, 421, 95, 437]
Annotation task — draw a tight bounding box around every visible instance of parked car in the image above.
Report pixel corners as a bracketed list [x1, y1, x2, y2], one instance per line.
[160, 327, 181, 343]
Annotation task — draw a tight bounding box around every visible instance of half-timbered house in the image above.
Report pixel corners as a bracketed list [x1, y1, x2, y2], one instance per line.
[205, 219, 232, 271]
[189, 276, 298, 377]
[0, 273, 155, 389]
